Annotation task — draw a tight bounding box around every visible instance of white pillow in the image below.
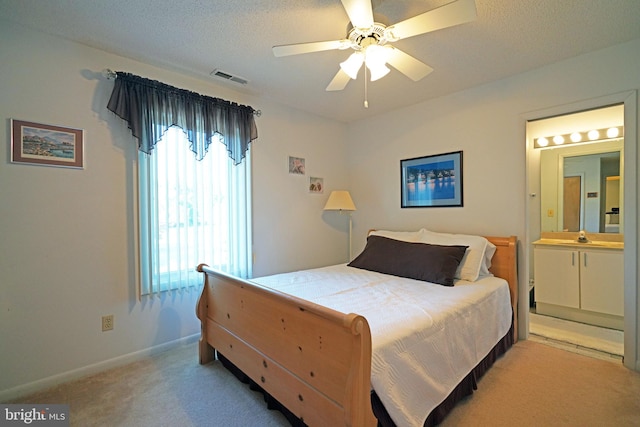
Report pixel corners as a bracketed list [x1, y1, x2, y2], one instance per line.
[479, 241, 496, 278]
[419, 229, 494, 282]
[368, 229, 425, 243]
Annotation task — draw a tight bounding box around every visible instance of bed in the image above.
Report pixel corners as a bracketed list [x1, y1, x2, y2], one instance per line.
[196, 230, 518, 426]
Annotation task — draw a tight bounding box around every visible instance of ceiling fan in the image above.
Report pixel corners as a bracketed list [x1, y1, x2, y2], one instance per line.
[273, 0, 477, 95]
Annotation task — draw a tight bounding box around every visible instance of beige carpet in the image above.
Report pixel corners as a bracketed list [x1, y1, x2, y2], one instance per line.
[441, 340, 640, 427]
[10, 343, 291, 427]
[9, 340, 640, 427]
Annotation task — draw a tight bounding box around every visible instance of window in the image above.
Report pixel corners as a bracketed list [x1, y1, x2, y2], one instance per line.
[138, 126, 252, 296]
[106, 71, 257, 296]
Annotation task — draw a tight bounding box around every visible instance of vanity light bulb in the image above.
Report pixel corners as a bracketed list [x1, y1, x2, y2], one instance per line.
[537, 137, 549, 147]
[587, 130, 599, 140]
[607, 127, 620, 138]
[570, 132, 582, 143]
[553, 135, 565, 145]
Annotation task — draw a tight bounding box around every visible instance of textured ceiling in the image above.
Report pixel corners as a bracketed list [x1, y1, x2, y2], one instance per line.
[1, 0, 640, 122]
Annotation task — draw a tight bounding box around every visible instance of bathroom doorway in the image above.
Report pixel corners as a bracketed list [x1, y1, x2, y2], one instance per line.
[525, 93, 637, 369]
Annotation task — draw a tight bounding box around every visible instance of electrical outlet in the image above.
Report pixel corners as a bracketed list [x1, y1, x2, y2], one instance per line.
[102, 315, 114, 331]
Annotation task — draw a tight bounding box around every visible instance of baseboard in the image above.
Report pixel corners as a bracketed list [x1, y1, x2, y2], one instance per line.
[535, 303, 624, 331]
[0, 334, 200, 402]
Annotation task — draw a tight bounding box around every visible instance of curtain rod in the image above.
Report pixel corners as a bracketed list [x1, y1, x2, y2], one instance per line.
[101, 69, 262, 117]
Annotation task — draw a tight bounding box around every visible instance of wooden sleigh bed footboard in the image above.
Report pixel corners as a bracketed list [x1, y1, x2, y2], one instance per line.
[196, 235, 518, 427]
[195, 265, 378, 426]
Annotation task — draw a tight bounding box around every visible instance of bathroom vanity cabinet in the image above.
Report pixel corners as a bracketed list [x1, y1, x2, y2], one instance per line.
[533, 239, 623, 330]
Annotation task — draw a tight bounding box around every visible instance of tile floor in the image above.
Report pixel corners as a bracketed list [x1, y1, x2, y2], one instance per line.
[528, 312, 624, 363]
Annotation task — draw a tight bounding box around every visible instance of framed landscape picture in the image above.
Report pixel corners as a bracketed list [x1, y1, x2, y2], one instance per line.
[401, 151, 463, 208]
[11, 119, 84, 168]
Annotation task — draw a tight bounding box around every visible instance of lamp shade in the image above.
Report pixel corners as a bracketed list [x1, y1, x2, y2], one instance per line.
[323, 191, 356, 211]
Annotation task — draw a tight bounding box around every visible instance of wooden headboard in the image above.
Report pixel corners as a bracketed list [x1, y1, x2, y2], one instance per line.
[485, 235, 518, 342]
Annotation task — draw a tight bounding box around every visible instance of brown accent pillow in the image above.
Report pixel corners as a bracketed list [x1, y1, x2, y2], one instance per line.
[348, 235, 468, 286]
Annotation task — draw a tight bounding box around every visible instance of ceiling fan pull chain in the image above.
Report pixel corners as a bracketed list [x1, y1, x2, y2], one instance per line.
[364, 66, 369, 108]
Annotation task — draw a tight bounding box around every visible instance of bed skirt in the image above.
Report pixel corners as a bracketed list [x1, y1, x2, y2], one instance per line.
[217, 321, 514, 426]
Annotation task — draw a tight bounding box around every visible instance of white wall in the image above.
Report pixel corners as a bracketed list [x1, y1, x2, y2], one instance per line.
[251, 105, 350, 276]
[346, 38, 640, 366]
[0, 20, 348, 399]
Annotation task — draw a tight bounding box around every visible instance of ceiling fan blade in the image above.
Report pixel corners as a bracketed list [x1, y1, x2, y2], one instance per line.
[341, 0, 374, 29]
[386, 47, 434, 81]
[386, 0, 476, 41]
[326, 69, 351, 91]
[273, 39, 348, 57]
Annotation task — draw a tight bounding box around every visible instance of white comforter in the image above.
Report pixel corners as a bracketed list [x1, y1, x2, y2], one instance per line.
[253, 264, 512, 427]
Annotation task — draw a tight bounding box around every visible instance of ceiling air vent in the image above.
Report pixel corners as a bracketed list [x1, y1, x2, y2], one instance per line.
[210, 69, 249, 85]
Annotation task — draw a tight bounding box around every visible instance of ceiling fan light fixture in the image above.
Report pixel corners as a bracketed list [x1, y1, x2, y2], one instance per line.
[365, 44, 390, 65]
[363, 44, 391, 81]
[340, 52, 364, 79]
[368, 63, 390, 81]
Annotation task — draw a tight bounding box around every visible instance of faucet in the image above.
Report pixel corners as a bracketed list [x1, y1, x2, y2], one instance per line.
[577, 230, 589, 243]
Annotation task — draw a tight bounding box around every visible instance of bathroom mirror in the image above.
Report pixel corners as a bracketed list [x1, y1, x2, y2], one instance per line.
[540, 139, 623, 234]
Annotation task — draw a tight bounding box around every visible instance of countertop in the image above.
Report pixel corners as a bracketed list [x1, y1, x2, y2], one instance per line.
[533, 238, 624, 250]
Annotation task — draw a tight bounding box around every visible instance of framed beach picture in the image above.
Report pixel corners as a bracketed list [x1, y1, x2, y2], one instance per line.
[11, 119, 84, 168]
[401, 151, 463, 208]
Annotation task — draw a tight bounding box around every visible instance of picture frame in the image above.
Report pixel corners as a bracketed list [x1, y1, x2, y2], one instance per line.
[11, 119, 84, 169]
[401, 150, 463, 208]
[288, 156, 305, 175]
[309, 177, 323, 193]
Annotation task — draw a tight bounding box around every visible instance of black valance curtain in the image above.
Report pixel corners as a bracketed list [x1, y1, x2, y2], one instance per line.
[107, 71, 258, 164]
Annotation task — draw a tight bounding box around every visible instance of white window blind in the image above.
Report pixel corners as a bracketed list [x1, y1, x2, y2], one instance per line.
[138, 126, 252, 296]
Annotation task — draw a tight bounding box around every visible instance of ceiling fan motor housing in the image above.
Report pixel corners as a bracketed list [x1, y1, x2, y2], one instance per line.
[347, 22, 390, 50]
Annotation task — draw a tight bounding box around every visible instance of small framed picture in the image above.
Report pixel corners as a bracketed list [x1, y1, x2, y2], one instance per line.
[309, 177, 323, 193]
[11, 119, 84, 168]
[401, 151, 463, 208]
[288, 156, 305, 175]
